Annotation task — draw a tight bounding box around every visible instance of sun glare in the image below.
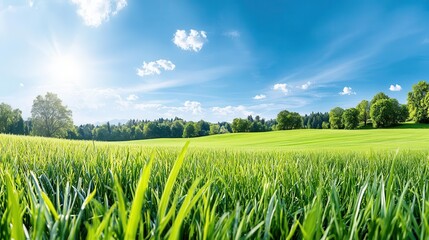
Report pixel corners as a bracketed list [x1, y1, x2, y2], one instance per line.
[47, 53, 86, 87]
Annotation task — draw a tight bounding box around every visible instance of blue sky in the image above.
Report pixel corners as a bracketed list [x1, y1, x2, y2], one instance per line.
[1, 0, 428, 124]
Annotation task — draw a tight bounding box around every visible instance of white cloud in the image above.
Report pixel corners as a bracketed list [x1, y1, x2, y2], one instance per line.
[134, 103, 163, 111]
[339, 86, 356, 95]
[126, 94, 138, 101]
[135, 101, 202, 116]
[173, 29, 207, 52]
[211, 105, 252, 116]
[273, 83, 289, 94]
[300, 81, 311, 90]
[136, 59, 175, 77]
[155, 59, 176, 72]
[70, 0, 127, 27]
[389, 84, 402, 91]
[28, 0, 34, 7]
[253, 94, 266, 100]
[19, 83, 24, 87]
[224, 30, 240, 38]
[135, 101, 204, 119]
[183, 101, 202, 115]
[113, 0, 126, 14]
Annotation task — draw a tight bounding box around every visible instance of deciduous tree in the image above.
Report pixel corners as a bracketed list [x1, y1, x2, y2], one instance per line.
[232, 118, 250, 132]
[276, 110, 303, 130]
[370, 98, 404, 128]
[31, 93, 73, 138]
[342, 108, 359, 129]
[407, 81, 429, 123]
[329, 107, 344, 129]
[183, 122, 197, 138]
[370, 92, 390, 106]
[0, 103, 24, 134]
[356, 100, 370, 126]
[209, 124, 220, 135]
[170, 121, 184, 138]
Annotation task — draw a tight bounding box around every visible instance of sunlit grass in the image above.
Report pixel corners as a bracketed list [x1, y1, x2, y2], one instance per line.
[122, 128, 429, 151]
[1, 134, 429, 238]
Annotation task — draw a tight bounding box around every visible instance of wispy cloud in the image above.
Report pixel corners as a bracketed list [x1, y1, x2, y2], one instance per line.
[224, 30, 240, 38]
[173, 29, 207, 52]
[212, 105, 252, 117]
[70, 0, 127, 27]
[43, 65, 234, 113]
[126, 94, 138, 101]
[292, 59, 363, 85]
[339, 86, 356, 95]
[299, 81, 311, 90]
[273, 83, 289, 94]
[177, 101, 202, 115]
[276, 12, 425, 94]
[253, 94, 266, 100]
[134, 103, 163, 111]
[389, 84, 402, 91]
[136, 59, 175, 77]
[135, 101, 203, 118]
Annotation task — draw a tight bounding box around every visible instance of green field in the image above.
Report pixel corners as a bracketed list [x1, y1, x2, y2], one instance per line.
[1, 130, 429, 239]
[123, 128, 429, 151]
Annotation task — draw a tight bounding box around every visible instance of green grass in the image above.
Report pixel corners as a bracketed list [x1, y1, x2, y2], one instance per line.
[1, 130, 429, 239]
[122, 128, 429, 150]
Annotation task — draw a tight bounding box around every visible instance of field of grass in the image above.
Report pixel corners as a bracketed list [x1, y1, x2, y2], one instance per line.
[123, 128, 429, 151]
[1, 130, 429, 239]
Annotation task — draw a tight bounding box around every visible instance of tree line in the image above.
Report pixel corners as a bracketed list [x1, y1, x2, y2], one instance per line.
[328, 92, 408, 130]
[1, 81, 429, 141]
[69, 119, 234, 141]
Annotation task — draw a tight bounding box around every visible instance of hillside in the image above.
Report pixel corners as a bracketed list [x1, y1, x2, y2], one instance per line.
[121, 128, 429, 151]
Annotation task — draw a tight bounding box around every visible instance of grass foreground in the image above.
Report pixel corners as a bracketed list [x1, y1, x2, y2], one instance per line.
[1, 129, 429, 239]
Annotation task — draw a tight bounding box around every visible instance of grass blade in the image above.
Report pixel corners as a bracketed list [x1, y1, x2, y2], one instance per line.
[5, 172, 25, 240]
[158, 141, 191, 220]
[125, 157, 154, 239]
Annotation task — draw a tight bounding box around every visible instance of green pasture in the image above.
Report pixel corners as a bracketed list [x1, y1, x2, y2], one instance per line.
[2, 129, 429, 239]
[122, 128, 429, 151]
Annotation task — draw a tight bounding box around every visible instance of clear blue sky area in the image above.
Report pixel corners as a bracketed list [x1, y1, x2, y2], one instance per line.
[1, 0, 428, 124]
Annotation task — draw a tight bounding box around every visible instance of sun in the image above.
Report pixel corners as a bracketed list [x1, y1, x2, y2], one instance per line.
[46, 52, 86, 88]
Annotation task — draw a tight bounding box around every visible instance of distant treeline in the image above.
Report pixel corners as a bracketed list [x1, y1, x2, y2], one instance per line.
[65, 113, 328, 141]
[1, 81, 429, 141]
[67, 116, 278, 141]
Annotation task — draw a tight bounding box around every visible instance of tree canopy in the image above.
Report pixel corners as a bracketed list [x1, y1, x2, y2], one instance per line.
[170, 121, 184, 138]
[370, 98, 406, 128]
[276, 110, 303, 130]
[356, 100, 370, 126]
[183, 122, 197, 138]
[0, 103, 24, 134]
[407, 81, 429, 123]
[232, 118, 250, 132]
[329, 107, 344, 129]
[342, 108, 359, 129]
[303, 112, 329, 129]
[31, 92, 73, 138]
[370, 92, 390, 106]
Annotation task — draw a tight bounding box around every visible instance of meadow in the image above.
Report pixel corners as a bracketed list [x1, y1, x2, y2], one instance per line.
[123, 127, 429, 151]
[1, 129, 429, 239]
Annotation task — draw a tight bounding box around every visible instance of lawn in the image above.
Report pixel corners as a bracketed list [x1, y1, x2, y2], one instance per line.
[122, 128, 429, 151]
[1, 129, 429, 239]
